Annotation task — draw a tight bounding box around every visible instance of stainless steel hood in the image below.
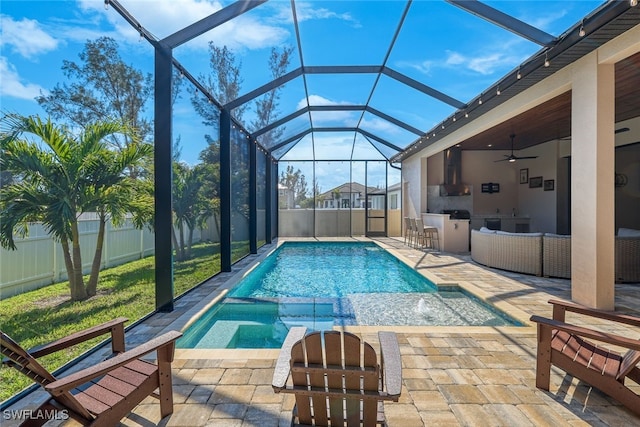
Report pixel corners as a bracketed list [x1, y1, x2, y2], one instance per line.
[440, 147, 471, 196]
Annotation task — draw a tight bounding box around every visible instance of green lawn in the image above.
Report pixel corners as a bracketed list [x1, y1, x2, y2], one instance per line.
[0, 241, 253, 402]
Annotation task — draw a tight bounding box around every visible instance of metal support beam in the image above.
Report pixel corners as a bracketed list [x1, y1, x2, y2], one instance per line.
[154, 42, 174, 312]
[273, 161, 279, 239]
[162, 0, 267, 48]
[446, 0, 556, 47]
[265, 155, 272, 244]
[249, 140, 257, 254]
[366, 106, 423, 135]
[382, 67, 466, 109]
[220, 109, 232, 272]
[224, 68, 304, 111]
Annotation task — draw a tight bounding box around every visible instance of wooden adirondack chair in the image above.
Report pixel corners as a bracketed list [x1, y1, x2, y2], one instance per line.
[530, 299, 640, 416]
[1, 317, 182, 426]
[272, 327, 402, 426]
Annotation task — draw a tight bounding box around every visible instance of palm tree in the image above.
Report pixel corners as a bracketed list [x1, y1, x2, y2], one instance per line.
[0, 114, 153, 301]
[171, 162, 209, 261]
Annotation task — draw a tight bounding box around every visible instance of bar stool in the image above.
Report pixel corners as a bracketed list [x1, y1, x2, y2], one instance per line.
[423, 226, 440, 251]
[403, 217, 413, 246]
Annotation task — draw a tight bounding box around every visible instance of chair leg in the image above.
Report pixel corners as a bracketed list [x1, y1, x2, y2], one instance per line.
[535, 324, 552, 391]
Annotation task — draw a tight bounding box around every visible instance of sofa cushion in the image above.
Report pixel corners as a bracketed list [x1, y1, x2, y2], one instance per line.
[618, 228, 640, 237]
[479, 226, 496, 233]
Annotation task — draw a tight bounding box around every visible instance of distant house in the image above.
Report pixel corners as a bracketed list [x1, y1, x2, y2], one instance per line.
[316, 182, 378, 209]
[278, 183, 295, 209]
[369, 182, 402, 210]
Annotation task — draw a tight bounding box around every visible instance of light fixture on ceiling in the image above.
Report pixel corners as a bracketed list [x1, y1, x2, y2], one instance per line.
[517, 67, 522, 79]
[544, 53, 550, 67]
[495, 134, 539, 163]
[631, 0, 638, 7]
[464, 112, 469, 118]
[478, 95, 483, 105]
[579, 20, 586, 37]
[496, 85, 501, 96]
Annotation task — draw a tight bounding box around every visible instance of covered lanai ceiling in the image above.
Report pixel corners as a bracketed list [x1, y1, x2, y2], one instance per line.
[107, 0, 640, 162]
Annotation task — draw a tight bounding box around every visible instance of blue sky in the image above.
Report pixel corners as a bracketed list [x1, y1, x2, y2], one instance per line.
[1, 0, 604, 190]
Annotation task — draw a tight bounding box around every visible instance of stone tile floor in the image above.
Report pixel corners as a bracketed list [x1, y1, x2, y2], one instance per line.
[5, 237, 640, 426]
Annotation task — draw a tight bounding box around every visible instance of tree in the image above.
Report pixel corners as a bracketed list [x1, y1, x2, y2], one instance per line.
[36, 37, 153, 147]
[250, 46, 295, 146]
[0, 114, 153, 301]
[279, 165, 309, 207]
[171, 162, 210, 261]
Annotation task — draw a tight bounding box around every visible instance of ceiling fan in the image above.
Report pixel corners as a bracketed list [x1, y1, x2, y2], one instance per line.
[495, 134, 538, 163]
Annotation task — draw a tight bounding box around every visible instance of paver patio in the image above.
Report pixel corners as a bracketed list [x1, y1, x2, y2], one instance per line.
[4, 238, 640, 426]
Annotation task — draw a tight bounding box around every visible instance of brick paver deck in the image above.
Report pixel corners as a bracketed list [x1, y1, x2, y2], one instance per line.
[5, 237, 640, 426]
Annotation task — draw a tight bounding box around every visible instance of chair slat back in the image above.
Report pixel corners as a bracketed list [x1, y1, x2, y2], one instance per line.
[1, 331, 94, 421]
[1, 331, 56, 385]
[618, 349, 640, 380]
[290, 330, 380, 427]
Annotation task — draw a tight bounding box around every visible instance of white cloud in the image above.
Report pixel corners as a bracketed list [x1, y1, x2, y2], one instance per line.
[79, 0, 288, 51]
[360, 116, 398, 134]
[294, 2, 360, 27]
[0, 57, 47, 100]
[0, 15, 59, 59]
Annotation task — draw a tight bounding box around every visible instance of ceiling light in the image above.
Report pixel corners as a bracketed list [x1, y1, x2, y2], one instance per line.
[579, 20, 586, 37]
[496, 86, 501, 96]
[631, 0, 638, 7]
[453, 115, 456, 122]
[465, 112, 469, 118]
[508, 158, 516, 163]
[544, 53, 550, 67]
[487, 144, 492, 147]
[517, 67, 522, 80]
[478, 95, 483, 105]
[441, 124, 445, 129]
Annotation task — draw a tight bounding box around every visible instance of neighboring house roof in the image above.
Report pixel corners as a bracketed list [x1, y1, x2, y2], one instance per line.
[369, 182, 401, 195]
[317, 182, 378, 201]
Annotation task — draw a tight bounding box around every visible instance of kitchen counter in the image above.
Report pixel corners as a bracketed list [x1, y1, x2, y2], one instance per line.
[422, 213, 470, 253]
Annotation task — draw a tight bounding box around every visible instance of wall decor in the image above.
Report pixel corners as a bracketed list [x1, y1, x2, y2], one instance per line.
[481, 182, 500, 193]
[519, 168, 529, 184]
[529, 176, 543, 188]
[544, 179, 555, 191]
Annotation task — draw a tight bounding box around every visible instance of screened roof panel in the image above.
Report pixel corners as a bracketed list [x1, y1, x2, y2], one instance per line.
[352, 134, 386, 160]
[271, 139, 302, 160]
[257, 113, 310, 149]
[111, 0, 614, 162]
[368, 75, 454, 134]
[312, 132, 358, 160]
[304, 74, 378, 106]
[279, 134, 314, 160]
[295, 1, 406, 66]
[310, 110, 360, 129]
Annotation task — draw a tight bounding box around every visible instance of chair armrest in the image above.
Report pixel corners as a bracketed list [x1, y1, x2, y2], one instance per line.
[530, 315, 640, 351]
[272, 326, 307, 392]
[44, 330, 182, 396]
[379, 331, 402, 399]
[30, 317, 128, 358]
[548, 299, 640, 327]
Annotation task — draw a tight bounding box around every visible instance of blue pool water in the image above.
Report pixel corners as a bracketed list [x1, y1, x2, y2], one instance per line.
[178, 242, 521, 349]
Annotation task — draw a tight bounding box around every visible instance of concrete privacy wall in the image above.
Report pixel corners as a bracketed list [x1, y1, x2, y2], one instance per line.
[278, 209, 401, 237]
[0, 214, 220, 299]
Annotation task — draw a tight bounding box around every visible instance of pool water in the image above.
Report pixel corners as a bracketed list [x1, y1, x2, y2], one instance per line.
[178, 242, 521, 349]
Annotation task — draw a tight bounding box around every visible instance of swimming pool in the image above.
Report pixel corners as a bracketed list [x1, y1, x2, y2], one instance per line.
[178, 242, 521, 349]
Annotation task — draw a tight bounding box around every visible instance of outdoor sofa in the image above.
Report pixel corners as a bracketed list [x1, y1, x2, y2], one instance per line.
[471, 227, 640, 282]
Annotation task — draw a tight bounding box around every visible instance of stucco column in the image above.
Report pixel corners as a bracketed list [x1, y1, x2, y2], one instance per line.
[570, 52, 615, 309]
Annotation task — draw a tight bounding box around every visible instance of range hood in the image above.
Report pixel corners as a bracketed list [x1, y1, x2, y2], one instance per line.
[439, 147, 471, 196]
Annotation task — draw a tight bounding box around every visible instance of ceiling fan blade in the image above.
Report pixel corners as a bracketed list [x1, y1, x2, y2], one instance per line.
[515, 156, 538, 160]
[494, 158, 510, 162]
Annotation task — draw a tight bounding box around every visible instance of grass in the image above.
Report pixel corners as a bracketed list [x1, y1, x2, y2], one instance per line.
[0, 240, 253, 402]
